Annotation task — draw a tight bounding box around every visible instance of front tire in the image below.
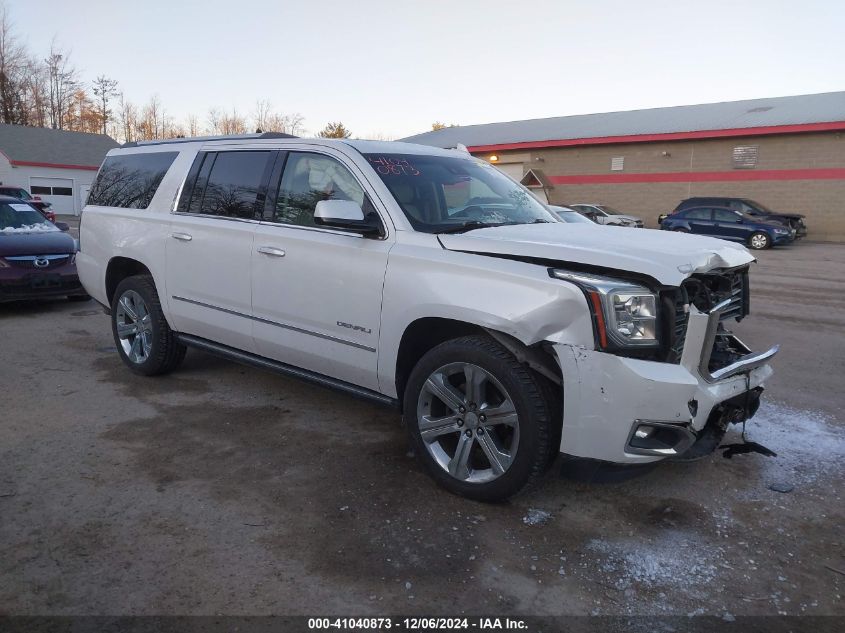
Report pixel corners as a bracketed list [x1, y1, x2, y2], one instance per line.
[403, 335, 557, 502]
[748, 231, 771, 250]
[111, 275, 186, 376]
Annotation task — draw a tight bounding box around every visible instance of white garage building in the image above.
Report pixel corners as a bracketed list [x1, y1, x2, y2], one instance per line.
[0, 123, 119, 216]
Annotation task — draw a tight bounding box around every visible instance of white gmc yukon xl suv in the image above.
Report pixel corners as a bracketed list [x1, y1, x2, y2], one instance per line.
[78, 134, 779, 501]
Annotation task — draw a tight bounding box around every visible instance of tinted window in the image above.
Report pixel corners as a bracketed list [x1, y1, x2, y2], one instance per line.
[89, 152, 177, 209]
[272, 152, 367, 226]
[714, 209, 741, 222]
[682, 208, 712, 220]
[186, 151, 270, 219]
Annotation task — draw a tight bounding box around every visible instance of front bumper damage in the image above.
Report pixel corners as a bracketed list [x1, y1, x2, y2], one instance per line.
[555, 298, 779, 464]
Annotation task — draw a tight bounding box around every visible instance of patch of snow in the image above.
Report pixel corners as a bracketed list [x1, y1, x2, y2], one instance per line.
[522, 508, 551, 526]
[0, 223, 59, 233]
[726, 401, 845, 486]
[587, 532, 720, 590]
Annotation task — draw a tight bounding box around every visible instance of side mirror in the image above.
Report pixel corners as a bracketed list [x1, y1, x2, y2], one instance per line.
[314, 200, 382, 236]
[55, 221, 70, 232]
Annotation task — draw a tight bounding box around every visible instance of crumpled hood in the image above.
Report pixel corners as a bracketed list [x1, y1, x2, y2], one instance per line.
[438, 223, 754, 286]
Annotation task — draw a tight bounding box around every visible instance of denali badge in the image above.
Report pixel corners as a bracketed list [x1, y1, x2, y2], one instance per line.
[337, 321, 372, 334]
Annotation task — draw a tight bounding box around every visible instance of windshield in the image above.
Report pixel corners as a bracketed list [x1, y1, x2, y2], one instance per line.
[363, 153, 556, 233]
[744, 199, 771, 213]
[0, 202, 56, 233]
[597, 205, 624, 215]
[1, 188, 31, 200]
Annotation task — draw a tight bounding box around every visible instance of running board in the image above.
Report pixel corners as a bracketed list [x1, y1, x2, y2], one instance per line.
[176, 333, 399, 409]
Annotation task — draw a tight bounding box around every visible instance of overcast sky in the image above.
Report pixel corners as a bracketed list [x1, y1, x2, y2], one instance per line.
[7, 0, 845, 138]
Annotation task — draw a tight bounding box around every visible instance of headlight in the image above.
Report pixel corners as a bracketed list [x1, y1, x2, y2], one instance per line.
[774, 228, 789, 234]
[551, 269, 659, 348]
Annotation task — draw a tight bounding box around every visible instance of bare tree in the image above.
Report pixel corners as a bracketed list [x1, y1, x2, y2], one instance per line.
[252, 100, 305, 136]
[44, 40, 78, 129]
[0, 5, 23, 123]
[117, 92, 137, 143]
[22, 55, 49, 127]
[253, 99, 271, 132]
[207, 106, 246, 135]
[186, 113, 201, 137]
[137, 95, 163, 140]
[92, 75, 118, 136]
[207, 107, 222, 135]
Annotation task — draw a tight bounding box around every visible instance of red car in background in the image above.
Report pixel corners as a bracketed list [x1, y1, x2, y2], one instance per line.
[0, 196, 87, 302]
[0, 185, 56, 222]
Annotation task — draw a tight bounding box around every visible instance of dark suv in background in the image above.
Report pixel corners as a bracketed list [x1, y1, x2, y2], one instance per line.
[661, 197, 807, 238]
[660, 205, 794, 249]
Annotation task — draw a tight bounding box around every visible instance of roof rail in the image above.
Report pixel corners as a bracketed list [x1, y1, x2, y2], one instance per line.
[122, 131, 297, 148]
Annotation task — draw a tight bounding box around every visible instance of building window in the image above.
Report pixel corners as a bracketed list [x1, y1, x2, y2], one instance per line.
[610, 156, 624, 171]
[31, 186, 52, 195]
[732, 145, 758, 169]
[52, 187, 73, 196]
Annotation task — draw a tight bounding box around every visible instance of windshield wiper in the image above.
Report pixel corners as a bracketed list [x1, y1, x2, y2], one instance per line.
[435, 221, 512, 234]
[435, 219, 552, 235]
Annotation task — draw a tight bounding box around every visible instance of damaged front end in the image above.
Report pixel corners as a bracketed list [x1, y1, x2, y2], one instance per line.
[553, 263, 779, 465]
[660, 266, 779, 459]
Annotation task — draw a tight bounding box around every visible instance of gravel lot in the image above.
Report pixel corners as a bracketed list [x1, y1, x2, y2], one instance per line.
[1, 230, 843, 617]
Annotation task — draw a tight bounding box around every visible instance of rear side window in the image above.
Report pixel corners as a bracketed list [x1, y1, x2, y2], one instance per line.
[682, 208, 712, 220]
[714, 209, 741, 222]
[181, 151, 271, 219]
[88, 152, 178, 209]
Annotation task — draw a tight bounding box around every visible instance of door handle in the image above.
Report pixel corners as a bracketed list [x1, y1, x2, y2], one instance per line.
[171, 232, 193, 241]
[257, 246, 286, 258]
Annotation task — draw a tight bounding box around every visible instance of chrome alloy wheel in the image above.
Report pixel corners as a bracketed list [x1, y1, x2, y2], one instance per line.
[416, 362, 519, 484]
[750, 233, 769, 249]
[115, 289, 153, 364]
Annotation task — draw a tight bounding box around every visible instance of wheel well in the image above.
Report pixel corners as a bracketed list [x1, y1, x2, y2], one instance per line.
[394, 317, 564, 408]
[105, 257, 152, 305]
[395, 318, 484, 406]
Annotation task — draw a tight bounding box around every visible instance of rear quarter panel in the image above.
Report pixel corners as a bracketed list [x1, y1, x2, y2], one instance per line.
[77, 147, 197, 322]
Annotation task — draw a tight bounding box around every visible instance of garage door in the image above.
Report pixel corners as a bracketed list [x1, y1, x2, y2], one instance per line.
[494, 163, 524, 181]
[30, 177, 75, 215]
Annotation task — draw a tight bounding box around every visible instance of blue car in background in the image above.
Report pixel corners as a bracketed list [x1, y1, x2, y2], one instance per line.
[660, 205, 795, 250]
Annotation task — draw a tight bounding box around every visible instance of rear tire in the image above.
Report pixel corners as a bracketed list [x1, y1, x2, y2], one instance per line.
[111, 275, 186, 376]
[403, 334, 557, 502]
[748, 231, 771, 250]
